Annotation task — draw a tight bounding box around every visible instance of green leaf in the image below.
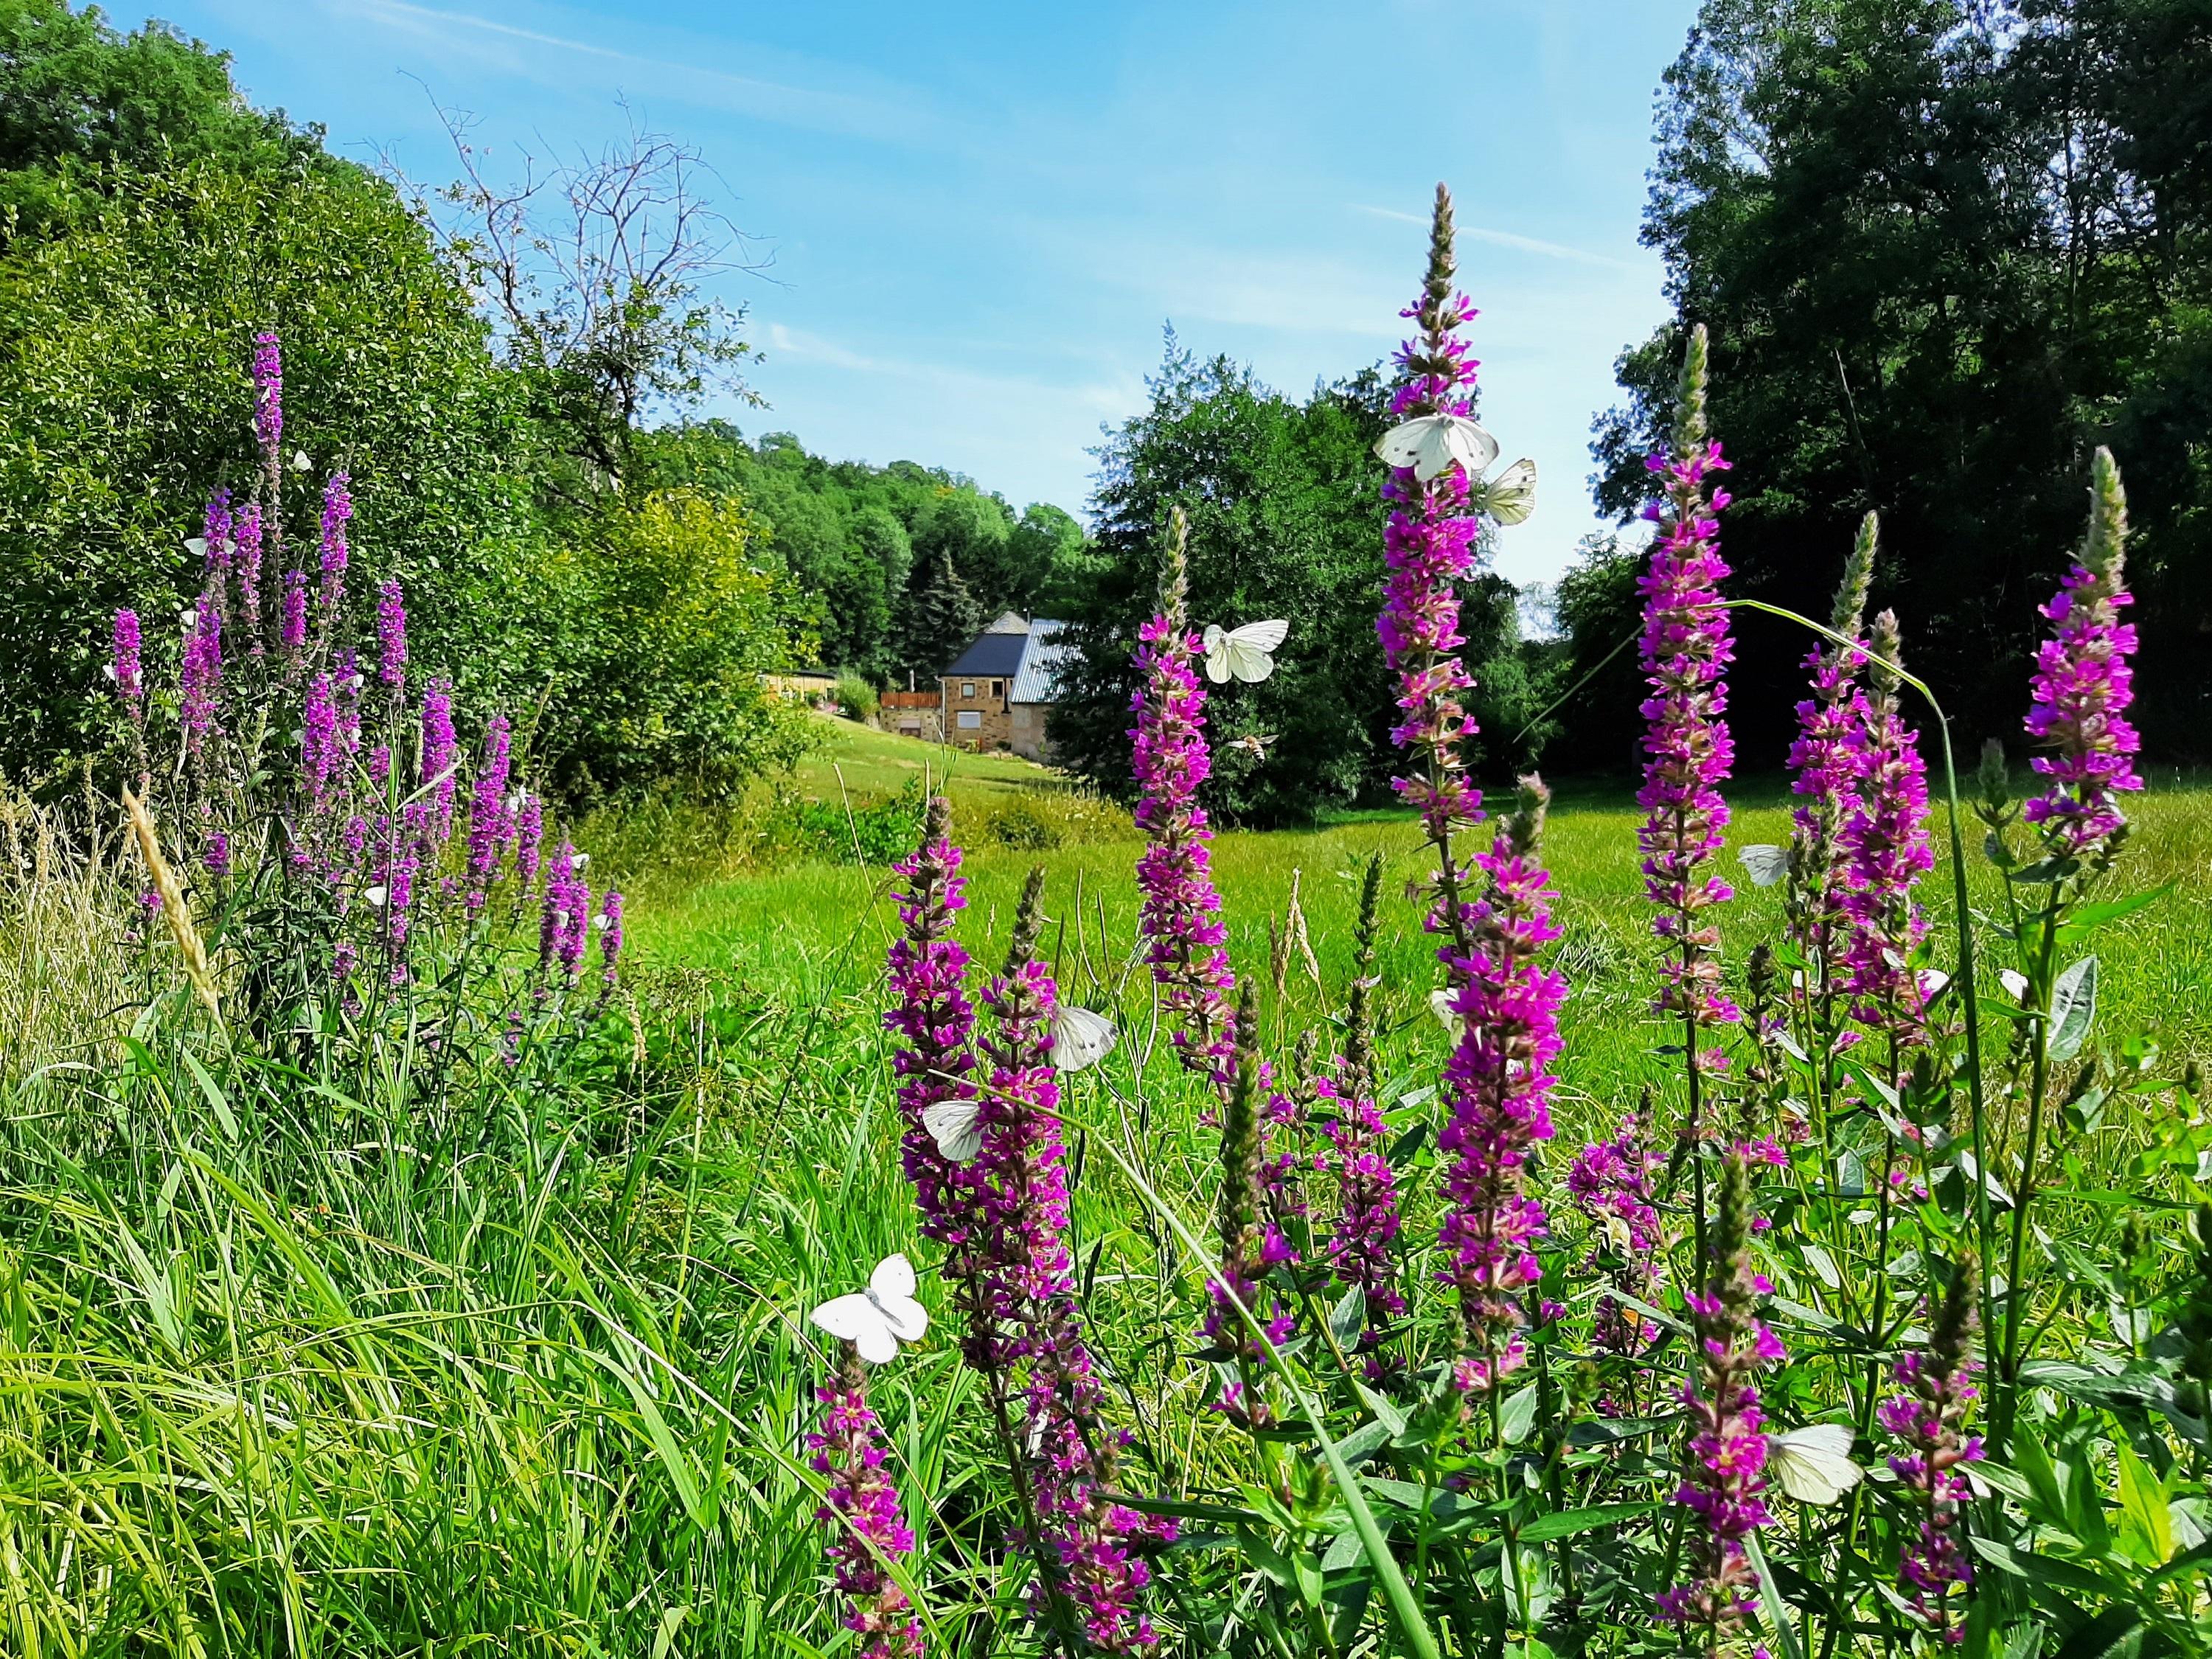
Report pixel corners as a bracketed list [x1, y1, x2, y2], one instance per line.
[1744, 1533, 1806, 1659]
[2116, 1440, 2175, 1563]
[1517, 1500, 1659, 1542]
[1498, 1383, 1538, 1446]
[2058, 882, 2175, 942]
[2048, 955, 2098, 1062]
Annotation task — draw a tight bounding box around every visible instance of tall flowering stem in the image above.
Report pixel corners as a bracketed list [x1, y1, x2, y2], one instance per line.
[236, 501, 264, 652]
[980, 869, 1168, 1654]
[1636, 325, 1738, 1231]
[1130, 508, 1237, 1078]
[1318, 852, 1405, 1367]
[1203, 981, 1294, 1429]
[809, 1341, 925, 1659]
[1378, 182, 1486, 973]
[1839, 612, 1934, 1069]
[318, 472, 353, 625]
[253, 330, 283, 503]
[1878, 1260, 1983, 1646]
[2023, 446, 2141, 863]
[376, 580, 408, 691]
[1568, 1109, 1668, 1398]
[1784, 515, 1875, 1077]
[1660, 1152, 1784, 1656]
[1436, 777, 1562, 1395]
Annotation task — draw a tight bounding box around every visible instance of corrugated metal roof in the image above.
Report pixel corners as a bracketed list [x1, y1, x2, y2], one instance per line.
[1009, 619, 1073, 704]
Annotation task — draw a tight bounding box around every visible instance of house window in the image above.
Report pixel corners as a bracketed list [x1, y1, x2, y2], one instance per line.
[961, 681, 975, 698]
[991, 679, 1004, 698]
[956, 711, 982, 729]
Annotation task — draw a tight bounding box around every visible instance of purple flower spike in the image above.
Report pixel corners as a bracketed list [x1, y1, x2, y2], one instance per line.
[111, 609, 143, 709]
[809, 1345, 924, 1659]
[302, 672, 341, 813]
[515, 790, 544, 893]
[1568, 1113, 1669, 1381]
[1129, 510, 1237, 1079]
[1636, 325, 1740, 1079]
[318, 472, 352, 619]
[253, 331, 283, 462]
[1785, 516, 1876, 1006]
[1838, 613, 1934, 1048]
[1316, 867, 1405, 1370]
[281, 568, 307, 661]
[597, 891, 624, 988]
[179, 593, 223, 755]
[235, 501, 265, 653]
[1878, 1261, 1982, 1644]
[1659, 1152, 1784, 1648]
[2023, 447, 2141, 862]
[420, 681, 460, 838]
[465, 712, 510, 906]
[1437, 779, 1561, 1394]
[377, 579, 407, 689]
[1379, 184, 1486, 910]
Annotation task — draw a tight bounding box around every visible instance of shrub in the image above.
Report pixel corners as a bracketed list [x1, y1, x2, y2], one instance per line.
[832, 668, 879, 723]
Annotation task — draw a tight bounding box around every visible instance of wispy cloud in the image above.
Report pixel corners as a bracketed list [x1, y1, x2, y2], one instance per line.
[350, 0, 951, 147]
[766, 324, 1134, 417]
[1353, 203, 1640, 271]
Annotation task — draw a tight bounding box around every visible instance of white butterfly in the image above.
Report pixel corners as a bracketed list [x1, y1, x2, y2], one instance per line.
[184, 536, 209, 560]
[1374, 413, 1500, 484]
[1766, 1423, 1865, 1506]
[921, 1096, 985, 1163]
[1051, 1004, 1119, 1073]
[1739, 844, 1791, 888]
[1430, 987, 1464, 1042]
[1203, 620, 1290, 684]
[291, 449, 313, 473]
[809, 1253, 930, 1366]
[1999, 968, 2030, 1002]
[363, 885, 389, 908]
[1469, 456, 1538, 526]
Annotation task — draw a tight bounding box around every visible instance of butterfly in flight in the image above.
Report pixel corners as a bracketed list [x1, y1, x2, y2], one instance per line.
[1203, 620, 1290, 684]
[1468, 455, 1537, 526]
[1765, 1423, 1865, 1506]
[809, 1253, 930, 1365]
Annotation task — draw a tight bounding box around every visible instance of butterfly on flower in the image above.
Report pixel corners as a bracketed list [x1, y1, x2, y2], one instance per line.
[920, 1005, 1119, 1163]
[1203, 620, 1289, 684]
[1765, 1422, 1865, 1506]
[1737, 844, 1791, 888]
[1374, 412, 1500, 483]
[808, 1253, 929, 1365]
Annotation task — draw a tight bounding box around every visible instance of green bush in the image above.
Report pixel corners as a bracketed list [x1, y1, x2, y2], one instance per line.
[832, 669, 879, 723]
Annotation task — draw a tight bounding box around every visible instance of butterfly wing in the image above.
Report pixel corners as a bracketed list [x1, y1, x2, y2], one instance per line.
[1429, 987, 1464, 1040]
[1373, 414, 1442, 470]
[1475, 456, 1537, 526]
[922, 1099, 984, 1162]
[1439, 417, 1501, 482]
[810, 1292, 896, 1363]
[1051, 1005, 1119, 1072]
[1769, 1425, 1864, 1506]
[866, 1253, 931, 1348]
[1201, 624, 1233, 684]
[1223, 619, 1289, 683]
[1738, 844, 1791, 888]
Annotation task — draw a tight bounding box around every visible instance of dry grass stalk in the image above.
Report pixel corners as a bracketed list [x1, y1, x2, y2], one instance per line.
[121, 787, 222, 1022]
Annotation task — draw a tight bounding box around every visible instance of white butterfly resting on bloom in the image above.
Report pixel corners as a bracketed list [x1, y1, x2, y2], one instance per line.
[1374, 412, 1500, 484]
[1203, 620, 1290, 684]
[922, 1006, 1119, 1163]
[1468, 456, 1538, 526]
[808, 1253, 929, 1366]
[1051, 1004, 1118, 1073]
[363, 886, 389, 909]
[1430, 987, 1464, 1042]
[1766, 1422, 1865, 1506]
[1738, 844, 1791, 888]
[184, 536, 209, 561]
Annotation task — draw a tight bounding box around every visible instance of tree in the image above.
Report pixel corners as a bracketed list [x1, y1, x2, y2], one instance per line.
[1592, 0, 2212, 766]
[0, 0, 330, 243]
[902, 549, 987, 683]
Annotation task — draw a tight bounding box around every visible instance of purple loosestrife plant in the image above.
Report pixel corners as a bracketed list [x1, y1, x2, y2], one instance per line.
[597, 891, 623, 990]
[1837, 612, 1935, 1057]
[1636, 325, 1739, 1180]
[236, 501, 264, 652]
[1877, 1262, 1982, 1646]
[1130, 509, 1237, 1080]
[318, 473, 352, 622]
[1318, 854, 1406, 1366]
[515, 790, 544, 894]
[1661, 1151, 1784, 1657]
[377, 580, 407, 690]
[1205, 982, 1294, 1425]
[2023, 446, 2142, 865]
[1568, 1110, 1669, 1388]
[809, 1342, 925, 1659]
[1378, 184, 1486, 971]
[1436, 778, 1562, 1395]
[281, 568, 307, 667]
[465, 714, 512, 907]
[179, 594, 223, 756]
[253, 331, 283, 465]
[1782, 516, 1876, 1055]
[421, 681, 461, 840]
[981, 870, 1169, 1654]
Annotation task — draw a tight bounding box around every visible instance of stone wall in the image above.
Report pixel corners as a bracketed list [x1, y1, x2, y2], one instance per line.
[940, 674, 1012, 751]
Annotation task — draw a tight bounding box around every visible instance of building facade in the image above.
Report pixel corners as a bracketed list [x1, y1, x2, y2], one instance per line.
[938, 612, 1071, 761]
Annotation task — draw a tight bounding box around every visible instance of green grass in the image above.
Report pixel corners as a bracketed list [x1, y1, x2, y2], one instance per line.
[788, 712, 1079, 807]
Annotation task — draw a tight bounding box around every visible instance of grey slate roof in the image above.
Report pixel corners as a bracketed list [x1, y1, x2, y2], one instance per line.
[942, 630, 1029, 678]
[940, 616, 1072, 702]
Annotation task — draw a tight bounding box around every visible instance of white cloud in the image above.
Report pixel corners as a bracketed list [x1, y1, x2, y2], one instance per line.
[1353, 204, 1641, 271]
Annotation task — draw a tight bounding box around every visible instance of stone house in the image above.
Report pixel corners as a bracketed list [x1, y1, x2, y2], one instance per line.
[939, 612, 1072, 761]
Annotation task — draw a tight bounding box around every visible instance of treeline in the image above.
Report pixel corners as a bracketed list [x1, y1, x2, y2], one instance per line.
[0, 0, 1088, 801]
[1581, 0, 2212, 769]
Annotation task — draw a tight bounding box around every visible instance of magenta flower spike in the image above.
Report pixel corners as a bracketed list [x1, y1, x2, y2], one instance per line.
[1130, 509, 1238, 1079]
[809, 1343, 925, 1659]
[1568, 1112, 1669, 1374]
[1784, 516, 1876, 1009]
[465, 712, 510, 908]
[597, 891, 624, 988]
[1378, 184, 1487, 969]
[179, 592, 223, 756]
[376, 579, 407, 690]
[1316, 869, 1406, 1368]
[2023, 448, 2141, 862]
[235, 500, 265, 653]
[318, 472, 352, 621]
[1878, 1261, 1983, 1645]
[111, 609, 143, 712]
[252, 331, 283, 463]
[1660, 1152, 1784, 1650]
[1837, 612, 1935, 1051]
[515, 791, 544, 894]
[1636, 325, 1740, 1127]
[1436, 779, 1562, 1394]
[420, 681, 461, 838]
[280, 568, 308, 666]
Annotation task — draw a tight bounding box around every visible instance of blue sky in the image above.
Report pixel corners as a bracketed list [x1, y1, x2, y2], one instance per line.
[163, 0, 1698, 584]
